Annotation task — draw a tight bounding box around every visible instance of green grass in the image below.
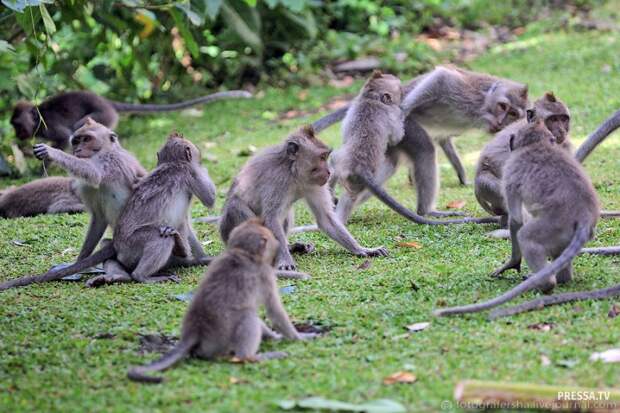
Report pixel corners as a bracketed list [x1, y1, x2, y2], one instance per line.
[3, 22, 620, 413]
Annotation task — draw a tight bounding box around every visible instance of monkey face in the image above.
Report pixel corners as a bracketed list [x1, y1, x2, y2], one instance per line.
[307, 149, 331, 186]
[533, 94, 570, 144]
[11, 105, 36, 140]
[483, 83, 528, 133]
[545, 114, 570, 143]
[71, 122, 116, 158]
[363, 72, 402, 106]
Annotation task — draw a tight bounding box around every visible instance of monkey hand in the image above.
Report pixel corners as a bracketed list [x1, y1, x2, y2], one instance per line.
[358, 246, 389, 257]
[159, 226, 179, 237]
[277, 258, 297, 271]
[490, 258, 521, 278]
[33, 143, 52, 160]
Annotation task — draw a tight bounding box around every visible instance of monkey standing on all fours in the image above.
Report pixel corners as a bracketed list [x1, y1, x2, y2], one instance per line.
[312, 65, 529, 216]
[0, 133, 217, 290]
[0, 177, 84, 218]
[33, 118, 146, 262]
[327, 70, 499, 226]
[11, 89, 252, 149]
[219, 125, 388, 272]
[127, 219, 317, 383]
[435, 109, 600, 317]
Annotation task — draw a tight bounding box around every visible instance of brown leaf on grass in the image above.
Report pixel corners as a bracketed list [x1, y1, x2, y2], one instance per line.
[608, 304, 620, 318]
[527, 322, 554, 332]
[328, 76, 354, 89]
[297, 90, 308, 101]
[229, 376, 249, 385]
[396, 241, 422, 249]
[446, 200, 466, 209]
[326, 98, 350, 110]
[383, 371, 417, 385]
[357, 260, 371, 270]
[406, 322, 430, 332]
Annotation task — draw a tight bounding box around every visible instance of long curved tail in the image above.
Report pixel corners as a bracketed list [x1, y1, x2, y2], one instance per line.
[110, 91, 252, 113]
[358, 174, 500, 225]
[127, 336, 197, 383]
[0, 244, 115, 291]
[575, 109, 620, 162]
[434, 223, 591, 317]
[311, 106, 349, 133]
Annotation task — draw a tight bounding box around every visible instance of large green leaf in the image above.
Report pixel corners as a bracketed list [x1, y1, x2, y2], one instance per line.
[175, 1, 204, 26]
[39, 3, 56, 35]
[170, 7, 200, 58]
[281, 8, 316, 39]
[220, 1, 262, 53]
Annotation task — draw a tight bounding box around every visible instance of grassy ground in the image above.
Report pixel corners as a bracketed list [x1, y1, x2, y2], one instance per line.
[2, 18, 620, 413]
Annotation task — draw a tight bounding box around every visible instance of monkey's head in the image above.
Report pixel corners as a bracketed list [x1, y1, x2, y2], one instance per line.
[228, 219, 279, 266]
[286, 125, 332, 187]
[482, 80, 529, 133]
[533, 92, 570, 144]
[509, 109, 555, 151]
[157, 132, 201, 165]
[361, 70, 403, 106]
[11, 101, 37, 140]
[70, 118, 118, 158]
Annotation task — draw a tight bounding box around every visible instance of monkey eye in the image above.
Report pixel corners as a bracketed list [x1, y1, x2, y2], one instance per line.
[497, 102, 508, 112]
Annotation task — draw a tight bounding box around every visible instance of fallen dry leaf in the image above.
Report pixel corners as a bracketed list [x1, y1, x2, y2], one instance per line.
[608, 304, 620, 318]
[328, 76, 354, 89]
[383, 371, 417, 385]
[406, 322, 430, 332]
[357, 260, 371, 270]
[396, 241, 422, 249]
[590, 349, 620, 363]
[527, 322, 554, 332]
[326, 98, 350, 110]
[297, 90, 308, 101]
[446, 200, 466, 209]
[229, 376, 249, 385]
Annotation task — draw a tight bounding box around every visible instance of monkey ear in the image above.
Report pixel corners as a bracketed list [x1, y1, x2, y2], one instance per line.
[287, 141, 299, 159]
[301, 124, 315, 137]
[380, 93, 393, 105]
[85, 117, 95, 125]
[526, 109, 536, 123]
[509, 134, 516, 151]
[184, 146, 192, 162]
[544, 91, 556, 102]
[520, 85, 529, 100]
[109, 132, 117, 143]
[371, 70, 383, 79]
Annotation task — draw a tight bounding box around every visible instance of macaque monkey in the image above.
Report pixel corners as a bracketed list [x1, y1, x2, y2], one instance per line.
[435, 109, 600, 317]
[127, 219, 316, 383]
[0, 133, 216, 291]
[328, 71, 499, 227]
[0, 177, 84, 218]
[11, 90, 252, 149]
[475, 92, 571, 226]
[312, 66, 528, 215]
[219, 125, 388, 271]
[33, 118, 146, 261]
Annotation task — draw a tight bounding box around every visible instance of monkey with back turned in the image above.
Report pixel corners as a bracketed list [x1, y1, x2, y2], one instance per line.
[11, 89, 252, 149]
[0, 177, 84, 218]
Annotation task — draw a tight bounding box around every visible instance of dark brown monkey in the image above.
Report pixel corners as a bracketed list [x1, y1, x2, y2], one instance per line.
[219, 125, 388, 271]
[313, 66, 528, 214]
[434, 109, 600, 317]
[329, 71, 498, 226]
[475, 92, 571, 225]
[0, 177, 84, 218]
[0, 133, 216, 290]
[33, 118, 146, 261]
[11, 90, 252, 149]
[127, 219, 316, 383]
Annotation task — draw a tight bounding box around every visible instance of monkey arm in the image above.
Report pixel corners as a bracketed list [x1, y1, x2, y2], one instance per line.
[46, 148, 103, 187]
[189, 166, 217, 208]
[491, 194, 523, 277]
[400, 68, 446, 115]
[264, 214, 297, 270]
[264, 278, 301, 340]
[186, 221, 208, 259]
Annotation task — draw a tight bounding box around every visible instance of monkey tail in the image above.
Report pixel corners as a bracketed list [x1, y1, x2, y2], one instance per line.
[434, 223, 592, 317]
[0, 244, 115, 291]
[110, 91, 252, 113]
[575, 109, 620, 162]
[311, 106, 349, 133]
[127, 336, 198, 384]
[357, 174, 500, 225]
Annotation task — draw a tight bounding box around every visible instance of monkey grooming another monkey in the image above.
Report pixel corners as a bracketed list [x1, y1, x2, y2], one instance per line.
[11, 90, 252, 149]
[328, 71, 499, 226]
[33, 118, 146, 262]
[128, 219, 316, 383]
[475, 92, 571, 227]
[219, 125, 387, 271]
[0, 177, 84, 218]
[0, 133, 216, 290]
[434, 109, 599, 317]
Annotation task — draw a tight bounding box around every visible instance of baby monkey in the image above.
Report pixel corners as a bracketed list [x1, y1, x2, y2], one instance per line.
[219, 125, 387, 271]
[435, 109, 599, 317]
[128, 219, 316, 383]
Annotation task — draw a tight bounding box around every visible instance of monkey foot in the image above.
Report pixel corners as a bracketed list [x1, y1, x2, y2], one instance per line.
[427, 210, 466, 217]
[85, 273, 131, 288]
[289, 242, 315, 255]
[490, 260, 521, 278]
[278, 261, 297, 271]
[360, 246, 388, 257]
[159, 226, 179, 237]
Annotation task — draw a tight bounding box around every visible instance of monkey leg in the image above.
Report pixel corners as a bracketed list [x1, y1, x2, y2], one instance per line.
[438, 137, 468, 186]
[232, 312, 263, 360]
[219, 197, 255, 244]
[127, 237, 181, 284]
[518, 222, 557, 293]
[335, 192, 358, 224]
[48, 199, 84, 215]
[77, 215, 108, 260]
[261, 320, 283, 341]
[160, 226, 191, 258]
[556, 264, 573, 284]
[474, 172, 507, 218]
[85, 259, 133, 288]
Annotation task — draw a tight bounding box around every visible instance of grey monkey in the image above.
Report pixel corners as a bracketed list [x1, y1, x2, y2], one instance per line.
[127, 219, 317, 383]
[11, 90, 251, 149]
[219, 125, 388, 271]
[0, 177, 84, 218]
[435, 109, 600, 317]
